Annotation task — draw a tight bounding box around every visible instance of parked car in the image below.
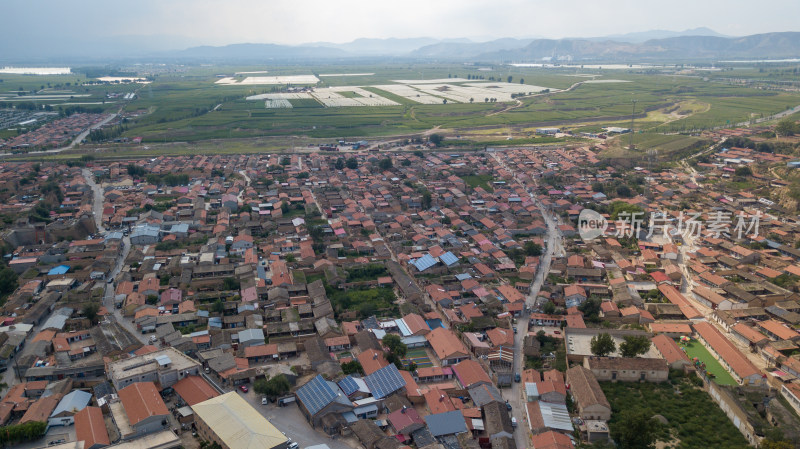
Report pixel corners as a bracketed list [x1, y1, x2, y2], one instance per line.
[239, 385, 248, 393]
[261, 397, 268, 405]
[514, 373, 521, 383]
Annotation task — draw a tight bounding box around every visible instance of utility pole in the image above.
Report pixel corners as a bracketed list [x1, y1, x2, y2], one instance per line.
[629, 99, 638, 150]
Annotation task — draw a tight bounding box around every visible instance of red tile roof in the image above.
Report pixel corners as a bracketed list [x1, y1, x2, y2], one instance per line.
[172, 376, 220, 406]
[118, 382, 169, 426]
[75, 406, 110, 449]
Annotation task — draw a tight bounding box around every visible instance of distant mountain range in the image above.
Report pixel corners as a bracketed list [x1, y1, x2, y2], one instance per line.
[477, 32, 800, 62]
[588, 27, 727, 43]
[3, 29, 800, 63]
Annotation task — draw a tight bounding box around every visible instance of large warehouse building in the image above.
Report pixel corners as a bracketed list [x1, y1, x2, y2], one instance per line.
[191, 392, 289, 449]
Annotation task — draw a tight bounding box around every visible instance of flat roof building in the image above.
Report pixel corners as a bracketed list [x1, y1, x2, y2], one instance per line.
[108, 347, 201, 390]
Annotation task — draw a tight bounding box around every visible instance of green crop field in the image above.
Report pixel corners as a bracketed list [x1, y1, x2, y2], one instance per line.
[681, 340, 737, 386]
[113, 65, 800, 144]
[5, 62, 800, 154]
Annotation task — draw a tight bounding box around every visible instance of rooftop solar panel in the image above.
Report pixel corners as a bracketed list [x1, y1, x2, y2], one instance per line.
[364, 364, 406, 400]
[296, 374, 337, 415]
[337, 376, 359, 396]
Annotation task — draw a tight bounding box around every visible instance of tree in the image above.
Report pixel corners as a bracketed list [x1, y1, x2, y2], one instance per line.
[401, 159, 411, 166]
[590, 333, 616, 357]
[542, 301, 556, 315]
[578, 297, 601, 320]
[735, 166, 752, 177]
[520, 78, 524, 84]
[253, 374, 291, 399]
[211, 299, 224, 314]
[616, 185, 632, 197]
[126, 164, 146, 177]
[345, 158, 358, 169]
[619, 335, 651, 358]
[146, 295, 159, 305]
[334, 158, 345, 170]
[382, 334, 407, 358]
[378, 158, 393, 170]
[611, 410, 660, 449]
[222, 277, 240, 291]
[524, 241, 542, 256]
[507, 75, 513, 83]
[760, 439, 794, 449]
[413, 150, 424, 157]
[775, 118, 798, 136]
[421, 191, 432, 209]
[280, 201, 289, 214]
[442, 98, 447, 104]
[610, 201, 644, 221]
[342, 360, 364, 375]
[0, 266, 18, 298]
[82, 302, 100, 324]
[429, 134, 444, 147]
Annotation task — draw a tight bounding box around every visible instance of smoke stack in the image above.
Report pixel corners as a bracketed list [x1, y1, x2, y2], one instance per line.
[373, 353, 378, 360]
[440, 394, 444, 402]
[402, 405, 407, 414]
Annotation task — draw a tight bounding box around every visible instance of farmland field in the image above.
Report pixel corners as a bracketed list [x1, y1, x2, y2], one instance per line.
[681, 340, 738, 386]
[104, 64, 800, 143]
[4, 62, 800, 154]
[601, 378, 750, 449]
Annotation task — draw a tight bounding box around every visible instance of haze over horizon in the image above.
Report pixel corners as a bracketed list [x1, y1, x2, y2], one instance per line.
[3, 0, 800, 50]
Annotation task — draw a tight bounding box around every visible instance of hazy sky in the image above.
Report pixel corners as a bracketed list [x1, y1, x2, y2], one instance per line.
[6, 0, 800, 46]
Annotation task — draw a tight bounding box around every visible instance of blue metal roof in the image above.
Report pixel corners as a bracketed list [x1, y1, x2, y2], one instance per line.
[297, 375, 339, 415]
[364, 364, 406, 400]
[395, 318, 412, 337]
[412, 254, 437, 272]
[424, 410, 468, 437]
[48, 265, 70, 276]
[440, 252, 459, 266]
[208, 317, 222, 328]
[337, 376, 360, 396]
[455, 273, 472, 281]
[51, 390, 92, 417]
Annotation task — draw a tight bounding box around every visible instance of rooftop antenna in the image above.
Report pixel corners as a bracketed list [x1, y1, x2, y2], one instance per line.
[628, 99, 638, 150]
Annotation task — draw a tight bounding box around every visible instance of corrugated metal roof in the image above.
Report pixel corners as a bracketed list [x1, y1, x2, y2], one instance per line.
[440, 252, 459, 266]
[51, 390, 92, 417]
[48, 265, 70, 276]
[538, 401, 573, 432]
[191, 392, 287, 449]
[395, 318, 412, 337]
[412, 254, 437, 272]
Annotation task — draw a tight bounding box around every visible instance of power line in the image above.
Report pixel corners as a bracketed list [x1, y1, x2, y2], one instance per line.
[629, 99, 638, 149]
